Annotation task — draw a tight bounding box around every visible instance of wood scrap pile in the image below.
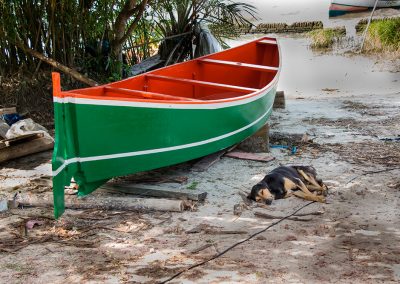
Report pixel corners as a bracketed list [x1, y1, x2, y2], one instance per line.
[0, 107, 53, 163]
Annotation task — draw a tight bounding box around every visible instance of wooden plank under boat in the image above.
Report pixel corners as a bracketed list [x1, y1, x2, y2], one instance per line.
[52, 37, 281, 218]
[329, 0, 400, 17]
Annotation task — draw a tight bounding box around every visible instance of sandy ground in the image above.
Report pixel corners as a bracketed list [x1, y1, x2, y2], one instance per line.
[1, 40, 400, 283]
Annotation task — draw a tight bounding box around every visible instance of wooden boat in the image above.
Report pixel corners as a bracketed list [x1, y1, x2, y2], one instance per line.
[52, 37, 281, 218]
[330, 0, 400, 17]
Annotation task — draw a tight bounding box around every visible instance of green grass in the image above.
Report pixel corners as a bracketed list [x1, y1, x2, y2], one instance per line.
[186, 181, 199, 190]
[308, 28, 345, 49]
[365, 18, 400, 52]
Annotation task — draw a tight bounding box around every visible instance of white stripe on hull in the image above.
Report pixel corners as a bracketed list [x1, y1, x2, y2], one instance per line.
[52, 103, 273, 176]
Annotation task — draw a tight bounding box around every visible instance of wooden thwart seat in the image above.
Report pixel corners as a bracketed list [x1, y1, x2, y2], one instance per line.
[104, 86, 201, 101]
[146, 74, 259, 94]
[199, 58, 278, 73]
[257, 39, 277, 45]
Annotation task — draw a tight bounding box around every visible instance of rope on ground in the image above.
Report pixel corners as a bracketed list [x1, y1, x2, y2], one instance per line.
[159, 201, 316, 284]
[346, 167, 400, 185]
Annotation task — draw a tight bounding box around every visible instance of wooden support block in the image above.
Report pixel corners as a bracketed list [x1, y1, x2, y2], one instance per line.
[0, 136, 53, 164]
[0, 107, 17, 115]
[192, 149, 226, 172]
[101, 183, 207, 201]
[237, 124, 270, 153]
[1, 133, 44, 147]
[273, 91, 285, 109]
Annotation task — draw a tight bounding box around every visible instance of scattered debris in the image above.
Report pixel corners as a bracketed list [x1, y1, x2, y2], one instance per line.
[254, 211, 313, 222]
[26, 220, 45, 229]
[190, 243, 213, 254]
[192, 149, 227, 172]
[322, 88, 339, 92]
[0, 111, 54, 163]
[0, 199, 8, 212]
[0, 134, 54, 163]
[233, 202, 249, 216]
[225, 151, 275, 162]
[0, 118, 9, 139]
[186, 223, 246, 235]
[379, 136, 400, 142]
[269, 144, 297, 155]
[238, 191, 253, 206]
[0, 107, 17, 115]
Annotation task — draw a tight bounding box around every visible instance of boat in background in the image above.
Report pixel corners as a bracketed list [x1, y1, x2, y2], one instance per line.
[52, 37, 281, 218]
[329, 0, 400, 17]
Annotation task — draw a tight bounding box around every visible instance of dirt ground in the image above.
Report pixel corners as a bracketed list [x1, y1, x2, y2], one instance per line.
[1, 43, 400, 283]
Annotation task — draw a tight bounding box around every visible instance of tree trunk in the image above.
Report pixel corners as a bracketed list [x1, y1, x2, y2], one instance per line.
[111, 0, 148, 60]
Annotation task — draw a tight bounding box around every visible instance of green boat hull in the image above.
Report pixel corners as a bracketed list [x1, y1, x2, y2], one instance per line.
[52, 87, 276, 218]
[52, 36, 281, 218]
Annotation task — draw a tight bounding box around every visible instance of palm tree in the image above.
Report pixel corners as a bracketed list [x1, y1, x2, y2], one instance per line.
[151, 0, 257, 65]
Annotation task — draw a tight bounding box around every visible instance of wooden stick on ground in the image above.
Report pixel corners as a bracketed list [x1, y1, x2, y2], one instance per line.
[254, 211, 312, 222]
[190, 243, 213, 254]
[0, 107, 17, 115]
[101, 183, 207, 201]
[192, 149, 227, 172]
[0, 136, 53, 163]
[14, 193, 187, 213]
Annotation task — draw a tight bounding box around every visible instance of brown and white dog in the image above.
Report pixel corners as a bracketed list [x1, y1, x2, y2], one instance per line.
[248, 166, 328, 204]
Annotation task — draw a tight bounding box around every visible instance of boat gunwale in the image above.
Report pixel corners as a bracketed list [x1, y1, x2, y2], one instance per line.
[55, 37, 281, 106]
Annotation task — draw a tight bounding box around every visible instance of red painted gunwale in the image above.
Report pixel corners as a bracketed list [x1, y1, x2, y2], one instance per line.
[53, 37, 280, 105]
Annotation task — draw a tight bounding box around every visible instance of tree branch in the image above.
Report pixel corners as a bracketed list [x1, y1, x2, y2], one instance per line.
[15, 41, 98, 87]
[118, 0, 149, 45]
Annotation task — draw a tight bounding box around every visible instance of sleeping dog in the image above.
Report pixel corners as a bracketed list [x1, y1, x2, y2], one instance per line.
[248, 166, 328, 204]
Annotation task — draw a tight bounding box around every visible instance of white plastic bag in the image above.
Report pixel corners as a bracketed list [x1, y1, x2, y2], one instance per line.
[5, 118, 53, 141]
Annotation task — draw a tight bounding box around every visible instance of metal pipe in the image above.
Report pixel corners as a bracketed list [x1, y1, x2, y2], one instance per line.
[360, 0, 379, 52]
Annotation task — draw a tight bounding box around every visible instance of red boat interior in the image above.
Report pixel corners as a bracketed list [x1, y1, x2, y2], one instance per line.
[66, 37, 280, 103]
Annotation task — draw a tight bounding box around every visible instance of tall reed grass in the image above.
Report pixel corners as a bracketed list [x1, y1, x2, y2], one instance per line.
[308, 28, 345, 49]
[365, 18, 400, 54]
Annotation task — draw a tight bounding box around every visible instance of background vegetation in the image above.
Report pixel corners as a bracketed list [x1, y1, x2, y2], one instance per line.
[365, 17, 400, 53]
[0, 0, 255, 122]
[308, 27, 346, 49]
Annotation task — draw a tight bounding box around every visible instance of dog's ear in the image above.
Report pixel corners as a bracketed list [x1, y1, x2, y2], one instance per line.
[260, 188, 273, 199]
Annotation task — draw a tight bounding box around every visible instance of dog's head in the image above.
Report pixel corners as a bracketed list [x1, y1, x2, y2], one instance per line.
[248, 182, 274, 205]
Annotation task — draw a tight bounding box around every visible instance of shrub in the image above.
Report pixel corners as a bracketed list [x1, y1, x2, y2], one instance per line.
[366, 18, 400, 52]
[308, 28, 345, 49]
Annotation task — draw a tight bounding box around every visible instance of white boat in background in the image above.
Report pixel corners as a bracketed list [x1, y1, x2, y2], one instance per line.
[330, 0, 400, 16]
